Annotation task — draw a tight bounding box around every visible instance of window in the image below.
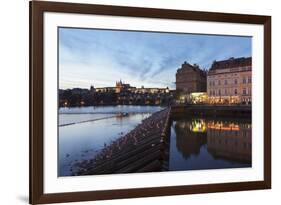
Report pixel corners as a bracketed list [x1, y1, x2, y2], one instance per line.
[218, 80, 221, 85]
[225, 89, 227, 95]
[218, 89, 221, 95]
[234, 89, 237, 95]
[243, 88, 247, 95]
[248, 77, 251, 83]
[234, 79, 238, 84]
[224, 80, 227, 85]
[243, 77, 246, 84]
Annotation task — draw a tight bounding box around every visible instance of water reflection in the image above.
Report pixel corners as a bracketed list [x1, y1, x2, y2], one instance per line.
[174, 120, 207, 159]
[207, 120, 251, 163]
[170, 118, 252, 171]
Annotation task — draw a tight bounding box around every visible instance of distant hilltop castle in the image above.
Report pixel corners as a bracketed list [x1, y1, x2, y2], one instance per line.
[90, 80, 170, 94]
[115, 80, 131, 93]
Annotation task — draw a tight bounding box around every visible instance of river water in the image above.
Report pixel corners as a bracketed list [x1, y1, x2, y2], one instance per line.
[59, 105, 163, 176]
[58, 105, 251, 176]
[169, 118, 252, 171]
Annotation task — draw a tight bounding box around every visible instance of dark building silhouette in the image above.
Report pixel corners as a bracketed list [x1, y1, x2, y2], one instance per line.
[175, 62, 207, 93]
[173, 120, 207, 159]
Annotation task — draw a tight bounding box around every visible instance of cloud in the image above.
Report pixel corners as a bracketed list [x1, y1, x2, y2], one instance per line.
[59, 28, 251, 89]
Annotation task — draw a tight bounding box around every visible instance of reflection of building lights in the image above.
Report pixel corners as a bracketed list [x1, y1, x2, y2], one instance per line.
[207, 125, 240, 131]
[189, 120, 243, 132]
[207, 122, 240, 131]
[182, 119, 249, 133]
[192, 121, 207, 132]
[189, 119, 207, 132]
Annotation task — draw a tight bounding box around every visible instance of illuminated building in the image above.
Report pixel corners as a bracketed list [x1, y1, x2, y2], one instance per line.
[207, 57, 252, 104]
[135, 86, 169, 94]
[189, 92, 208, 104]
[95, 87, 116, 93]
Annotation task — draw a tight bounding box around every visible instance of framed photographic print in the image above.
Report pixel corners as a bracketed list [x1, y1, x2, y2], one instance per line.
[30, 0, 271, 204]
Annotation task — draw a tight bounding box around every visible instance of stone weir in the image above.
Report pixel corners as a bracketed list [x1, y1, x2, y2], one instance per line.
[171, 104, 251, 118]
[72, 107, 171, 176]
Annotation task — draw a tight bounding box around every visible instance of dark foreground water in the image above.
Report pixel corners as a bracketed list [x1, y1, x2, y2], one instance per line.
[169, 118, 252, 171]
[59, 106, 251, 176]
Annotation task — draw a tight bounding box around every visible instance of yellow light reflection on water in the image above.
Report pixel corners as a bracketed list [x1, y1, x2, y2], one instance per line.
[189, 120, 241, 132]
[191, 120, 207, 132]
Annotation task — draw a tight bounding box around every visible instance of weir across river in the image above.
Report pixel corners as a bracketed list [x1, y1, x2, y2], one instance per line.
[72, 107, 171, 175]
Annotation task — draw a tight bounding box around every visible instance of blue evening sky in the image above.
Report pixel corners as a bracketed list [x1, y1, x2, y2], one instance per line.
[59, 27, 251, 89]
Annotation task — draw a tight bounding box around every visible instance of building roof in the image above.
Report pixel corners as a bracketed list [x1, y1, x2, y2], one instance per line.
[177, 61, 206, 76]
[210, 57, 252, 70]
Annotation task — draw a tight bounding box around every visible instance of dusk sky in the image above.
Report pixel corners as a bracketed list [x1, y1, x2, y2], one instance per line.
[59, 27, 251, 90]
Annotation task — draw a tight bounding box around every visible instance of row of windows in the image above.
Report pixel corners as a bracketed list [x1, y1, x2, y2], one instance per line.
[209, 77, 251, 87]
[209, 88, 251, 96]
